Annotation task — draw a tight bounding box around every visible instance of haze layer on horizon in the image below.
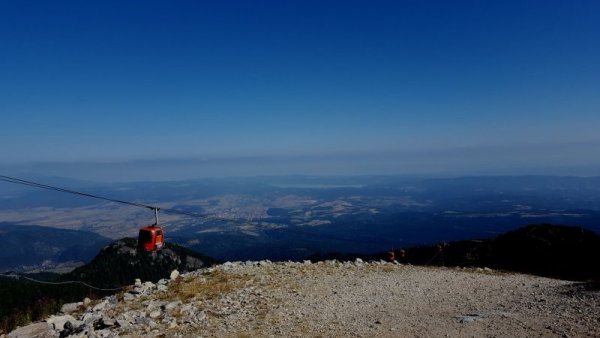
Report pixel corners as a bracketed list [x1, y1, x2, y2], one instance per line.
[3, 139, 599, 182]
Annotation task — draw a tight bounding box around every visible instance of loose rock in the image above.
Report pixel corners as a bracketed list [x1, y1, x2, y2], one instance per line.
[46, 315, 76, 331]
[60, 302, 80, 314]
[7, 322, 52, 338]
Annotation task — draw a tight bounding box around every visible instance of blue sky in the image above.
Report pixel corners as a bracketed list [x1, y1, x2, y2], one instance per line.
[1, 1, 599, 178]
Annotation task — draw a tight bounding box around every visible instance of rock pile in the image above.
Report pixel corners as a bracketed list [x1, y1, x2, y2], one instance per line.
[6, 268, 182, 338]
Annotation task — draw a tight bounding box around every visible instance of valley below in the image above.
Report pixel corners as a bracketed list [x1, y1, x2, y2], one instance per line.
[2, 175, 600, 271]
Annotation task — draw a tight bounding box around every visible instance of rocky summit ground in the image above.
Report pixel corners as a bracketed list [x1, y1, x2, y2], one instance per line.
[5, 260, 600, 338]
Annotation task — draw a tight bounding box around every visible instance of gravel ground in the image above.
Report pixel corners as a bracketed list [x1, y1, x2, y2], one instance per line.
[6, 260, 599, 338]
[176, 261, 599, 337]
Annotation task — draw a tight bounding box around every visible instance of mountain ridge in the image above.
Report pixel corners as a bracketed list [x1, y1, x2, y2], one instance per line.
[2, 224, 598, 335]
[0, 223, 112, 272]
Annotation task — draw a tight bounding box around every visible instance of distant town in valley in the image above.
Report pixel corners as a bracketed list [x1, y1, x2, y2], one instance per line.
[2, 175, 599, 271]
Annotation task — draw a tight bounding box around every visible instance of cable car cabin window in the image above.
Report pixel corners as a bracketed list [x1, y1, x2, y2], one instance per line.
[155, 230, 163, 237]
[139, 229, 153, 242]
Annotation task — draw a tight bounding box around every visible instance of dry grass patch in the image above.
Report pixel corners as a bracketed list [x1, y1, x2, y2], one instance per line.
[170, 270, 247, 301]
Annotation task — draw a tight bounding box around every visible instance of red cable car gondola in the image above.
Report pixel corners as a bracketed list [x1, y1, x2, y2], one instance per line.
[138, 208, 165, 251]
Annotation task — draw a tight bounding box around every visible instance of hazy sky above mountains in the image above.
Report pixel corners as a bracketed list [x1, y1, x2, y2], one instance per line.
[1, 1, 599, 179]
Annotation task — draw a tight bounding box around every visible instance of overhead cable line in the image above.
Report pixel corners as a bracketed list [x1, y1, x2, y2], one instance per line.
[0, 175, 402, 246]
[2, 272, 125, 291]
[0, 175, 245, 225]
[0, 175, 156, 210]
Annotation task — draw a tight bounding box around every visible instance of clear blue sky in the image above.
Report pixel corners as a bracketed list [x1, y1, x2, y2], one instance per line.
[1, 1, 599, 178]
